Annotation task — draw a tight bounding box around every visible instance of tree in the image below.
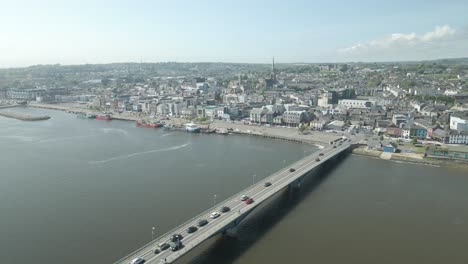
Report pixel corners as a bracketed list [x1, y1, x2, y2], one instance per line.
[298, 124, 306, 134]
[380, 135, 384, 141]
[411, 138, 418, 145]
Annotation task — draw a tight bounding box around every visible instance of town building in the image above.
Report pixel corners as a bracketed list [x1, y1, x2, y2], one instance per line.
[338, 99, 372, 109]
[450, 112, 468, 132]
[448, 131, 468, 144]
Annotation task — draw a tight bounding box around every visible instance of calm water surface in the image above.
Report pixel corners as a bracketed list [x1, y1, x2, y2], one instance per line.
[1, 107, 467, 264]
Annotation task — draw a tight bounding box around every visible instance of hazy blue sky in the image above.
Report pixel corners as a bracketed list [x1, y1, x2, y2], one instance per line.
[1, 0, 467, 67]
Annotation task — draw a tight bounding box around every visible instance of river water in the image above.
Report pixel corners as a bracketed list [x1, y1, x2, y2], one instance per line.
[1, 107, 467, 264]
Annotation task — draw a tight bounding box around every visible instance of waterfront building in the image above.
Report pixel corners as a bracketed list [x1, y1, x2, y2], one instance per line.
[450, 112, 468, 132]
[448, 131, 468, 144]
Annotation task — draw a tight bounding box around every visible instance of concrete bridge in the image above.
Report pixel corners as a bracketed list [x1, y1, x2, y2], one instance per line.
[115, 138, 355, 264]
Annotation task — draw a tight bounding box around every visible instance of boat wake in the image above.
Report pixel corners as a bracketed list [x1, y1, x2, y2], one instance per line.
[89, 143, 191, 164]
[101, 128, 129, 136]
[34, 135, 95, 144]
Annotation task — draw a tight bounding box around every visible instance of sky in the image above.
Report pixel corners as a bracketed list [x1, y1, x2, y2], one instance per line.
[0, 0, 467, 68]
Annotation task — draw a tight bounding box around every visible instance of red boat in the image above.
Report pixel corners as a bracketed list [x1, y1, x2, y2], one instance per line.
[136, 121, 162, 128]
[96, 114, 112, 120]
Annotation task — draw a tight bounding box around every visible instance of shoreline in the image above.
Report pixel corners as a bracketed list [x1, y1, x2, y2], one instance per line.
[350, 146, 468, 170]
[28, 103, 339, 147]
[0, 111, 50, 121]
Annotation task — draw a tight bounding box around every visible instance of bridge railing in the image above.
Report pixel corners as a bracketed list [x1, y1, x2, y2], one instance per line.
[114, 143, 354, 263]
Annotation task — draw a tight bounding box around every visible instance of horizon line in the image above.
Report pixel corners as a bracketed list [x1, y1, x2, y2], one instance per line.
[1, 56, 467, 70]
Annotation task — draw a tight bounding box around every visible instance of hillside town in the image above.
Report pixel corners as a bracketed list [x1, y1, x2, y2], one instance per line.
[1, 59, 468, 153]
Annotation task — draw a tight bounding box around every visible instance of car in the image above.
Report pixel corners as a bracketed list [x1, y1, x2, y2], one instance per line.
[240, 195, 249, 201]
[289, 168, 295, 172]
[264, 182, 272, 187]
[220, 206, 230, 213]
[170, 233, 183, 242]
[131, 258, 146, 264]
[198, 219, 209, 227]
[245, 198, 254, 204]
[319, 153, 324, 156]
[333, 145, 337, 148]
[210, 211, 220, 218]
[158, 243, 170, 251]
[187, 226, 198, 233]
[315, 158, 320, 162]
[154, 248, 160, 254]
[170, 240, 183, 251]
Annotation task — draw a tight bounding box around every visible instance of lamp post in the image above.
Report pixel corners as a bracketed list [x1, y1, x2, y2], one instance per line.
[252, 174, 256, 185]
[213, 195, 217, 207]
[152, 226, 156, 242]
[283, 160, 286, 167]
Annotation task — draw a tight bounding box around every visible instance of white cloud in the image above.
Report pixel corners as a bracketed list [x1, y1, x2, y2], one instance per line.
[337, 25, 466, 61]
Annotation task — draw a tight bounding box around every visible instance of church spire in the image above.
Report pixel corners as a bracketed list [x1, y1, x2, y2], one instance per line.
[271, 56, 276, 83]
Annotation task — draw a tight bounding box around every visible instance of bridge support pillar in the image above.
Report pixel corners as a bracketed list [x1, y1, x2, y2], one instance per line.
[289, 176, 303, 189]
[225, 226, 239, 237]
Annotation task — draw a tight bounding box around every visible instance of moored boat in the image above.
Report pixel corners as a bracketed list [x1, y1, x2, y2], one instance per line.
[96, 114, 112, 120]
[185, 123, 200, 133]
[136, 120, 162, 128]
[77, 113, 96, 119]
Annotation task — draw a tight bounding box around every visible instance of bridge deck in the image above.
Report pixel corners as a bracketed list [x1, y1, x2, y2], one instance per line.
[115, 140, 353, 264]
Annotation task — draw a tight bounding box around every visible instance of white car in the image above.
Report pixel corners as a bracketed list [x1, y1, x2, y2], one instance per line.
[131, 257, 146, 264]
[210, 211, 220, 219]
[240, 195, 248, 201]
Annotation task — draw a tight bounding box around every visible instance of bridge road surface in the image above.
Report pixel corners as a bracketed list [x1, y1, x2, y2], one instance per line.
[115, 139, 354, 264]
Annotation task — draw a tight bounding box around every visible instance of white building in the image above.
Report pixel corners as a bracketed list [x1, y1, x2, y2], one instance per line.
[338, 99, 372, 109]
[448, 132, 468, 144]
[450, 114, 468, 132]
[401, 129, 410, 139]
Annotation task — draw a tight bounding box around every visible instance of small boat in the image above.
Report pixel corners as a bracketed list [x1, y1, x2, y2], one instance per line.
[77, 113, 96, 119]
[185, 123, 200, 133]
[163, 124, 174, 129]
[136, 120, 162, 128]
[96, 114, 112, 120]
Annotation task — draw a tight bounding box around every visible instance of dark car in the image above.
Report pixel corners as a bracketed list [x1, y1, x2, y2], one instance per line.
[319, 153, 324, 156]
[264, 182, 272, 187]
[187, 226, 198, 233]
[289, 168, 295, 172]
[170, 234, 183, 242]
[245, 198, 254, 204]
[158, 243, 170, 251]
[154, 248, 160, 254]
[220, 206, 230, 213]
[197, 219, 208, 227]
[315, 158, 320, 162]
[333, 145, 337, 148]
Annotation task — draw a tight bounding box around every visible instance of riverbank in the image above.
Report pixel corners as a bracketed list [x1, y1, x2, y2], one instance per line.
[0, 104, 20, 109]
[351, 145, 468, 169]
[28, 103, 341, 146]
[0, 111, 50, 121]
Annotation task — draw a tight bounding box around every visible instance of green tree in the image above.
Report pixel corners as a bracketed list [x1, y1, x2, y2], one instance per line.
[411, 138, 418, 145]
